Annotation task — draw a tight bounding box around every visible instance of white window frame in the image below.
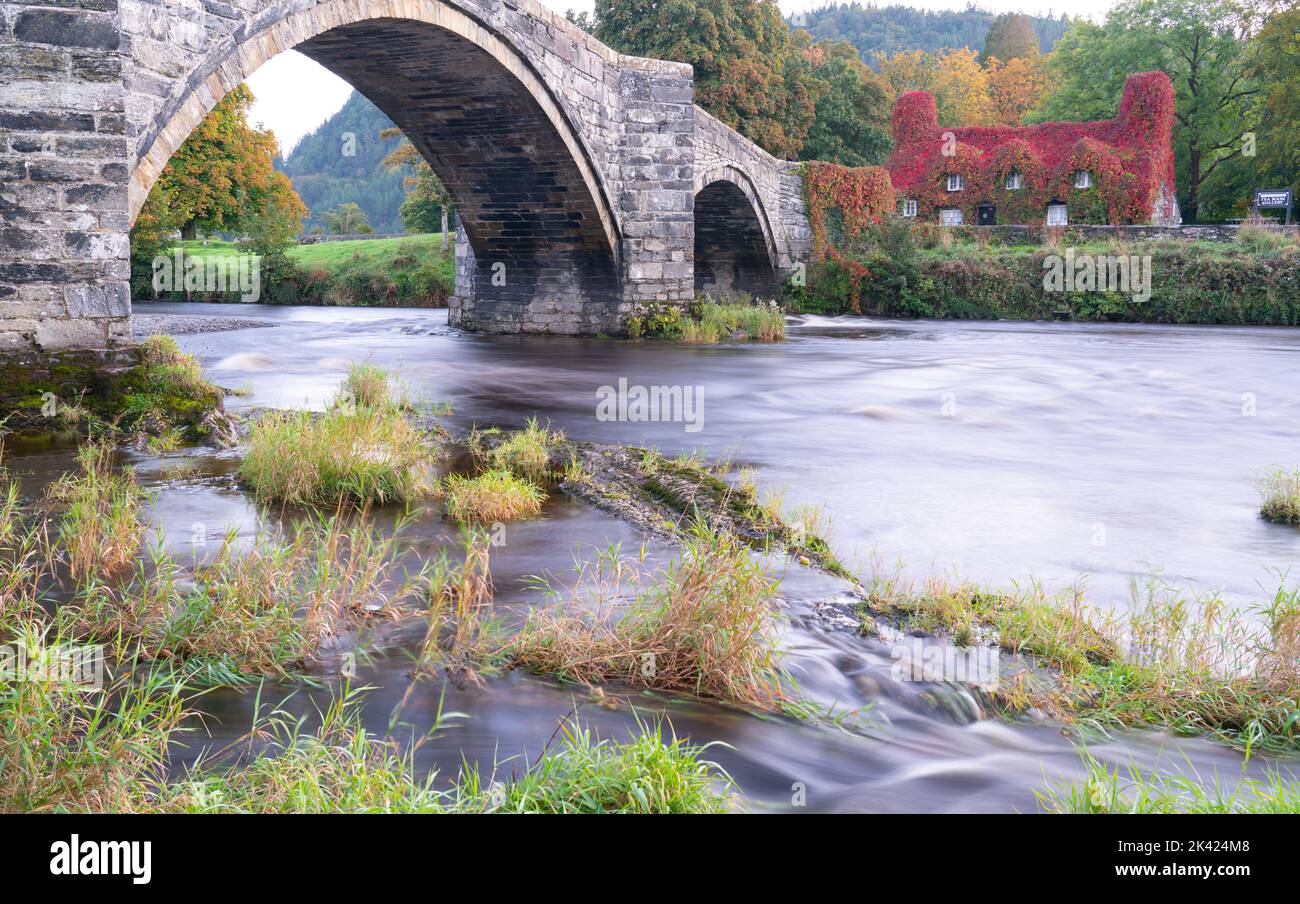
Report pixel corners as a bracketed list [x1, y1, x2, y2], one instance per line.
[900, 199, 917, 218]
[940, 207, 963, 226]
[1046, 204, 1068, 226]
[946, 173, 964, 192]
[1005, 171, 1023, 190]
[1074, 170, 1092, 189]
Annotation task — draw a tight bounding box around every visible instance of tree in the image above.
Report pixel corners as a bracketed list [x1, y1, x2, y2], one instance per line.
[875, 48, 937, 101]
[130, 83, 306, 298]
[985, 54, 1053, 125]
[1249, 5, 1300, 198]
[593, 0, 824, 157]
[1034, 0, 1263, 221]
[877, 47, 994, 126]
[322, 202, 372, 235]
[138, 84, 302, 240]
[981, 13, 1041, 64]
[931, 47, 993, 126]
[380, 128, 453, 250]
[799, 39, 892, 166]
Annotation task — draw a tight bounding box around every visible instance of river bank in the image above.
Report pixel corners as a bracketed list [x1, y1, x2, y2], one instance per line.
[792, 224, 1300, 324]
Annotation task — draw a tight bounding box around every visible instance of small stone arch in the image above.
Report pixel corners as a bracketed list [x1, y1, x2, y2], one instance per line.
[693, 166, 779, 298]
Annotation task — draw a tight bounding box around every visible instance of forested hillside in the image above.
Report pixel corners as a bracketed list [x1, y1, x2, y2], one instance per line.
[278, 91, 407, 234]
[797, 3, 1071, 62]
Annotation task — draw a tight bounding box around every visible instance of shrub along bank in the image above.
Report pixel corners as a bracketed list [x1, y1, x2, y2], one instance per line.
[789, 220, 1300, 324]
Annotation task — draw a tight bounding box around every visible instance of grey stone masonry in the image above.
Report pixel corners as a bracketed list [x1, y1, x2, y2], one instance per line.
[1, 0, 813, 349]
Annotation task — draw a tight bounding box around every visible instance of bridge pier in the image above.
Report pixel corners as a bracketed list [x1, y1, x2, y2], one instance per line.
[0, 0, 809, 351]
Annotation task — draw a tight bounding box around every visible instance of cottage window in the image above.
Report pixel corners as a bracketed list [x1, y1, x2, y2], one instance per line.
[1005, 171, 1023, 190]
[1046, 204, 1068, 226]
[940, 207, 963, 226]
[1075, 170, 1092, 189]
[900, 199, 917, 218]
[946, 173, 964, 192]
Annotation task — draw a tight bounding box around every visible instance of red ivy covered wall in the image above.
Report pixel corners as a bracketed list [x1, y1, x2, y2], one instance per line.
[885, 71, 1177, 226]
[801, 162, 895, 312]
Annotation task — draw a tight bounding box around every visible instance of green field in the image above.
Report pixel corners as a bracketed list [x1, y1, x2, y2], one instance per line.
[168, 234, 455, 306]
[175, 233, 450, 270]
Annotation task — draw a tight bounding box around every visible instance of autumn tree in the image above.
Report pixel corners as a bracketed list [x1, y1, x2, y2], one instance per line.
[877, 47, 993, 126]
[1035, 0, 1263, 221]
[137, 84, 305, 242]
[593, 0, 823, 157]
[875, 48, 936, 101]
[380, 128, 453, 250]
[130, 83, 306, 297]
[980, 13, 1041, 64]
[799, 38, 892, 166]
[985, 54, 1052, 125]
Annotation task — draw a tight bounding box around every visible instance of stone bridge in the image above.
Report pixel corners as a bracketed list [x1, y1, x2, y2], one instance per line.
[0, 0, 811, 351]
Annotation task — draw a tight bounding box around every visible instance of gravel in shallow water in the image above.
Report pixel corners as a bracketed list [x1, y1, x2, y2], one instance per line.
[132, 313, 275, 337]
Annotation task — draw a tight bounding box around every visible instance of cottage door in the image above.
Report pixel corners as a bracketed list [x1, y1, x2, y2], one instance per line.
[977, 205, 996, 226]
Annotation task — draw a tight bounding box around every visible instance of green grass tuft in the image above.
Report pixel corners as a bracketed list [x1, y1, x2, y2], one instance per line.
[1039, 754, 1300, 814]
[1258, 467, 1300, 524]
[240, 409, 432, 507]
[440, 470, 545, 523]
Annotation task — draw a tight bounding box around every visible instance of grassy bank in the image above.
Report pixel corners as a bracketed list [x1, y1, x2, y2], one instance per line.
[862, 566, 1300, 753]
[142, 235, 454, 307]
[1039, 755, 1300, 814]
[792, 221, 1300, 324]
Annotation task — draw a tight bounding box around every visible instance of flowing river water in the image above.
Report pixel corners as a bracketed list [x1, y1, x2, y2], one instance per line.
[17, 302, 1300, 812]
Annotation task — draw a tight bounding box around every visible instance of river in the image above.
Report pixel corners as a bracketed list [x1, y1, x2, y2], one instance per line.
[18, 301, 1300, 812]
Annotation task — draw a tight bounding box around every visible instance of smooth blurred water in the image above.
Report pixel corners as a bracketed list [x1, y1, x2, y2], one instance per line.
[18, 301, 1297, 812]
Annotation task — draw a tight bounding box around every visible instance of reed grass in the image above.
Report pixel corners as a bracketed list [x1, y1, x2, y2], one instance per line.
[440, 470, 544, 523]
[417, 529, 496, 672]
[863, 563, 1300, 752]
[682, 299, 786, 343]
[241, 406, 433, 506]
[1258, 467, 1300, 524]
[162, 687, 448, 813]
[163, 692, 731, 814]
[0, 626, 185, 813]
[509, 520, 785, 709]
[341, 363, 408, 412]
[475, 417, 561, 484]
[454, 717, 733, 814]
[60, 515, 423, 683]
[44, 442, 146, 581]
[1038, 753, 1300, 814]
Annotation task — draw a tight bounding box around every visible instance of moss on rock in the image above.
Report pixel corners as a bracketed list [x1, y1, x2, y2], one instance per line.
[0, 336, 231, 446]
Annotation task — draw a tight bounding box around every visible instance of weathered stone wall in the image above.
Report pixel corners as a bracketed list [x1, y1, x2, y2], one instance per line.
[1, 0, 808, 348]
[0, 0, 133, 353]
[955, 223, 1251, 244]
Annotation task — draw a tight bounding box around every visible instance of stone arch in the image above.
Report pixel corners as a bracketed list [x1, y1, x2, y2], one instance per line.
[129, 0, 623, 330]
[692, 166, 778, 298]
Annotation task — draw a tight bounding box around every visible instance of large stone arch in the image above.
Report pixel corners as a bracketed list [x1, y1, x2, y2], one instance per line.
[693, 166, 778, 298]
[129, 0, 623, 331]
[0, 0, 817, 350]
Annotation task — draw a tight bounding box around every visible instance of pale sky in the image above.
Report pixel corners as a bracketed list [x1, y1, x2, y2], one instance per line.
[247, 0, 1120, 155]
